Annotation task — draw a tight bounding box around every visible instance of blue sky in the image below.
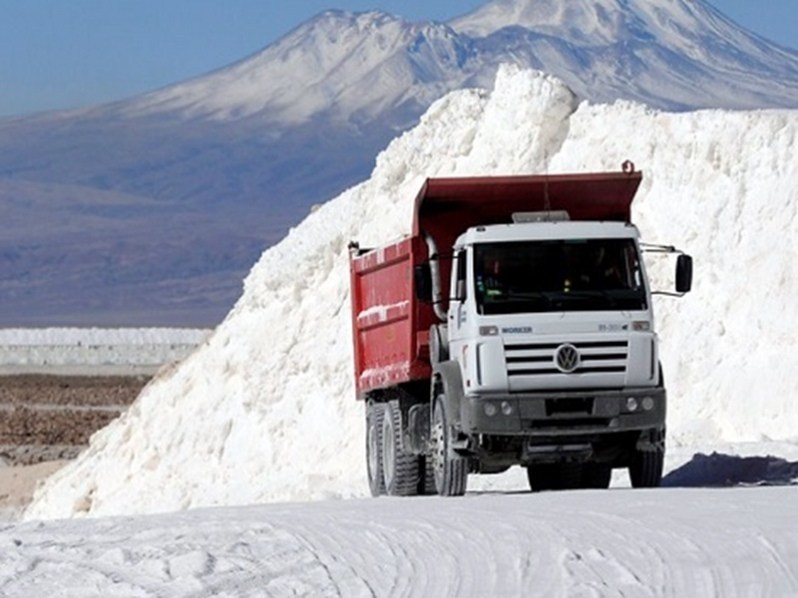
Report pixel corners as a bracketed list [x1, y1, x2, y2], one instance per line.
[1, 0, 796, 117]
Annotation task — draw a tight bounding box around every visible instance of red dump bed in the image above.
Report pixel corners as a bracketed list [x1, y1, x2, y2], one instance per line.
[350, 169, 642, 397]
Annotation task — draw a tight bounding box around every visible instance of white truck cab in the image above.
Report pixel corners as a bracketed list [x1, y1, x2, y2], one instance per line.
[448, 221, 659, 396]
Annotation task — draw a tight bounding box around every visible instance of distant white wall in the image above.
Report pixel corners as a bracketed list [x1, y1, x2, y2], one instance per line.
[0, 328, 211, 374]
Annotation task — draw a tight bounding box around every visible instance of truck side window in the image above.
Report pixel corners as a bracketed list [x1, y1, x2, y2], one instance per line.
[454, 250, 467, 300]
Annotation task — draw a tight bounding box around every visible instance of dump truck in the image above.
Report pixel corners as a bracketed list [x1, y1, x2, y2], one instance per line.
[349, 164, 692, 496]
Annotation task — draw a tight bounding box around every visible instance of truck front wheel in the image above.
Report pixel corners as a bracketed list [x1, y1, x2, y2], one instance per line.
[366, 402, 385, 497]
[629, 431, 665, 488]
[431, 397, 468, 496]
[629, 447, 664, 487]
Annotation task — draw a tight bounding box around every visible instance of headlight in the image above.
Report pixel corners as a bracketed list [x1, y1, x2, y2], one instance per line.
[642, 397, 654, 411]
[625, 397, 639, 412]
[501, 401, 513, 416]
[483, 402, 497, 417]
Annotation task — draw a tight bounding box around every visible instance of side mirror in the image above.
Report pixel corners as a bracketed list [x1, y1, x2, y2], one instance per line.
[414, 263, 432, 302]
[676, 254, 693, 294]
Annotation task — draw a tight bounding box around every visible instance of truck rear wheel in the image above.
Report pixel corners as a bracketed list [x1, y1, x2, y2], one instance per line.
[382, 400, 421, 496]
[431, 398, 468, 496]
[366, 402, 385, 497]
[419, 455, 437, 495]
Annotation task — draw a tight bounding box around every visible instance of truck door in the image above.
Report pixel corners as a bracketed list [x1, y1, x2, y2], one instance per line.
[447, 249, 471, 374]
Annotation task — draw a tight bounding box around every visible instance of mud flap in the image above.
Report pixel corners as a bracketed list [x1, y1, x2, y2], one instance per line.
[432, 360, 465, 428]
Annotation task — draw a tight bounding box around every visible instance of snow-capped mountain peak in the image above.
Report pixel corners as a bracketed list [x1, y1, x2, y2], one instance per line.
[122, 0, 798, 128]
[452, 0, 721, 42]
[125, 10, 467, 126]
[451, 0, 798, 64]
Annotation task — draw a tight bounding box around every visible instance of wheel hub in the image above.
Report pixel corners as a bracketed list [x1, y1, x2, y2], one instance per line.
[431, 413, 445, 489]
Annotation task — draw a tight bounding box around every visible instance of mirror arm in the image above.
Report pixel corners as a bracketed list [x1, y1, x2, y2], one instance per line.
[641, 243, 682, 255]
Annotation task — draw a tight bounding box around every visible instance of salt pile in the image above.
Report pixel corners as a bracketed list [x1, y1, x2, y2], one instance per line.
[26, 65, 798, 519]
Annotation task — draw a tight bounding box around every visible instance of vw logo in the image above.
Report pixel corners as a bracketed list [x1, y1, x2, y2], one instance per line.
[555, 344, 580, 373]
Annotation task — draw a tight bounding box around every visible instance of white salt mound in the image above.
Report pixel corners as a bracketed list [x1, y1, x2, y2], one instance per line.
[26, 65, 798, 519]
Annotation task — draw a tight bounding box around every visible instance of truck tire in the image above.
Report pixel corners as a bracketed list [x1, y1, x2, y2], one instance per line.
[629, 446, 664, 488]
[526, 464, 556, 492]
[419, 455, 437, 495]
[382, 400, 421, 496]
[431, 397, 468, 496]
[366, 402, 385, 497]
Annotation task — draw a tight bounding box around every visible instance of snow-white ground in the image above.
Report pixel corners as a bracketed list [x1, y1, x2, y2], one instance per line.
[3, 488, 798, 596]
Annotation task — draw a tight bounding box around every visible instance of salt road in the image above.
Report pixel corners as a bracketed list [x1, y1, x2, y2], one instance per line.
[2, 487, 797, 596]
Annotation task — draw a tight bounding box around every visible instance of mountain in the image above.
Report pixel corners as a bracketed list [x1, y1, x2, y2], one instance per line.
[1, 0, 796, 326]
[451, 0, 798, 109]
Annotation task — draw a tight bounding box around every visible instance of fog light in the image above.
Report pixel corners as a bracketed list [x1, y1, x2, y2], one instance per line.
[483, 402, 497, 417]
[626, 397, 639, 412]
[501, 401, 513, 416]
[642, 397, 654, 411]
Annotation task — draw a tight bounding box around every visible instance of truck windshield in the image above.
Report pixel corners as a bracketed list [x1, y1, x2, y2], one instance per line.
[474, 239, 647, 314]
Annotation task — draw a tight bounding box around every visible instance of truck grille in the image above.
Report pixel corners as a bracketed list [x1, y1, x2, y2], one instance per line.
[504, 340, 628, 377]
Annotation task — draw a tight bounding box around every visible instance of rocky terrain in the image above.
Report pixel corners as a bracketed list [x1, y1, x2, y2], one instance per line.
[0, 375, 148, 466]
